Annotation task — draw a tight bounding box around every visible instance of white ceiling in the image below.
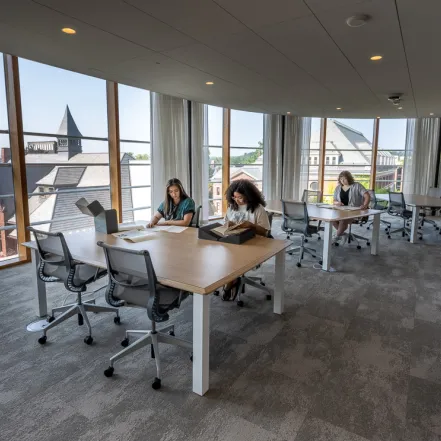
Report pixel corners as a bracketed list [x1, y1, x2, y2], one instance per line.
[0, 0, 438, 118]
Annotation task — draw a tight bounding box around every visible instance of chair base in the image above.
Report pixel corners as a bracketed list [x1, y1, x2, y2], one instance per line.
[347, 232, 370, 249]
[236, 275, 272, 306]
[104, 324, 192, 389]
[39, 299, 119, 344]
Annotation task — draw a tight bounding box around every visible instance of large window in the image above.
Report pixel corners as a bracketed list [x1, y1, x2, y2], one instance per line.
[118, 84, 151, 222]
[205, 105, 223, 218]
[230, 110, 264, 192]
[308, 118, 322, 192]
[376, 119, 406, 193]
[18, 58, 110, 235]
[0, 54, 18, 263]
[323, 118, 374, 203]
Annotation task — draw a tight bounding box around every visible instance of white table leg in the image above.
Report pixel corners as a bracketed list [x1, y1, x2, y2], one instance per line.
[322, 221, 332, 272]
[192, 293, 210, 396]
[31, 248, 47, 317]
[274, 250, 285, 315]
[410, 206, 419, 243]
[371, 213, 380, 256]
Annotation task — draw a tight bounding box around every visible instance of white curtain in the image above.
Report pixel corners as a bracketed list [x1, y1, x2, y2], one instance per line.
[190, 101, 205, 221]
[151, 92, 189, 211]
[403, 118, 440, 195]
[282, 116, 311, 200]
[263, 114, 283, 200]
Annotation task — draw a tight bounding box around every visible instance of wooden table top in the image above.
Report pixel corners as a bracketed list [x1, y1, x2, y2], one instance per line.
[375, 193, 441, 208]
[266, 200, 382, 221]
[23, 227, 290, 295]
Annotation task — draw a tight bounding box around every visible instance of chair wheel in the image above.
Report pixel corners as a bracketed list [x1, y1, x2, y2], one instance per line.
[84, 336, 93, 345]
[312, 255, 316, 258]
[407, 238, 410, 242]
[237, 300, 244, 307]
[357, 245, 361, 250]
[266, 294, 272, 300]
[296, 262, 301, 268]
[38, 335, 47, 345]
[152, 378, 161, 390]
[317, 236, 321, 240]
[366, 242, 370, 246]
[366, 227, 370, 230]
[104, 367, 114, 378]
[213, 290, 219, 296]
[437, 227, 440, 231]
[190, 354, 193, 362]
[402, 232, 405, 237]
[334, 243, 339, 247]
[260, 282, 266, 286]
[387, 236, 391, 239]
[47, 316, 55, 323]
[304, 238, 308, 243]
[78, 314, 84, 326]
[419, 236, 423, 240]
[114, 316, 121, 325]
[168, 330, 175, 336]
[319, 260, 323, 265]
[121, 337, 129, 347]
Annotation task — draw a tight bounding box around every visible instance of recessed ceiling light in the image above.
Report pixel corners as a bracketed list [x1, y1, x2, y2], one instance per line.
[346, 14, 371, 28]
[287, 112, 291, 115]
[376, 116, 380, 119]
[370, 55, 383, 61]
[205, 81, 214, 85]
[62, 27, 76, 34]
[430, 113, 434, 116]
[336, 107, 342, 110]
[397, 107, 403, 110]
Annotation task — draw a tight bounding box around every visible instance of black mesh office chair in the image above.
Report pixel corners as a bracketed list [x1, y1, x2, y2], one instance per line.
[281, 200, 321, 267]
[419, 188, 440, 232]
[301, 190, 322, 240]
[190, 205, 202, 228]
[365, 189, 391, 232]
[98, 242, 191, 390]
[387, 192, 422, 240]
[28, 227, 119, 345]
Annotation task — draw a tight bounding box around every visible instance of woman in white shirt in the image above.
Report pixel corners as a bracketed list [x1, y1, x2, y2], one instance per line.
[221, 180, 270, 300]
[224, 179, 270, 237]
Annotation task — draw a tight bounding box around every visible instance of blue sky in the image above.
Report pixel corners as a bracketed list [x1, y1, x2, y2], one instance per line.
[1, 56, 408, 155]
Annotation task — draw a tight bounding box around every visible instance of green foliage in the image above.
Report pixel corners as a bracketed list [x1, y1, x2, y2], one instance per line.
[135, 153, 150, 160]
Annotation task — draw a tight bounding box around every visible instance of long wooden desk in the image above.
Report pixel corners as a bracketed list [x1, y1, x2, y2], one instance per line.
[23, 227, 290, 396]
[266, 200, 382, 271]
[376, 193, 441, 243]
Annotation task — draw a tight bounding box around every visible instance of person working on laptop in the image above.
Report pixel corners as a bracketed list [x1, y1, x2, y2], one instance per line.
[147, 178, 195, 228]
[332, 171, 370, 245]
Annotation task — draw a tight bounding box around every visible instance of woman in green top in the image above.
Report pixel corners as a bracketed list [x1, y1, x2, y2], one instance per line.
[147, 178, 195, 228]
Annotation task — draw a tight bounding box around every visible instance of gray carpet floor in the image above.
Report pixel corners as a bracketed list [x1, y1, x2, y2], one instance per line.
[1, 217, 441, 441]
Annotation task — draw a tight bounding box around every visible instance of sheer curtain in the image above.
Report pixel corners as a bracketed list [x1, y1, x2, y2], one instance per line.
[190, 101, 205, 221]
[151, 92, 189, 211]
[262, 114, 283, 200]
[282, 116, 311, 199]
[403, 118, 440, 194]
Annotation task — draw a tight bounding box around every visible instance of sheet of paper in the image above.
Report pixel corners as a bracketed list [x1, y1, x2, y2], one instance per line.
[334, 206, 362, 211]
[148, 225, 187, 233]
[112, 229, 153, 242]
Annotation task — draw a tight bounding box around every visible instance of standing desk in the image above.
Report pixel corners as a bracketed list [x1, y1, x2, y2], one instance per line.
[23, 227, 290, 396]
[265, 200, 382, 271]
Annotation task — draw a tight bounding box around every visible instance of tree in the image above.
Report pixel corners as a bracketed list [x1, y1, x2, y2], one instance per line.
[135, 153, 150, 160]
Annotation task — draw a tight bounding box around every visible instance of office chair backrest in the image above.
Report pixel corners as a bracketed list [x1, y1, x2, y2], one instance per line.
[97, 241, 172, 322]
[301, 190, 323, 204]
[367, 189, 376, 209]
[265, 210, 274, 238]
[388, 192, 406, 215]
[28, 227, 73, 282]
[281, 200, 308, 233]
[190, 205, 202, 228]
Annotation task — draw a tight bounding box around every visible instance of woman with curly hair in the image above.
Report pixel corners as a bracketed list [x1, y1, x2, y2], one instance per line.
[224, 179, 270, 237]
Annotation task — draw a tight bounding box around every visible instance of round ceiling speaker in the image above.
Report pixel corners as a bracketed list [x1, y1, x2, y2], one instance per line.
[346, 14, 371, 27]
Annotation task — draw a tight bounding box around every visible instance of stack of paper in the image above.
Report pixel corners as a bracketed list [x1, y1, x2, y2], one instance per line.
[113, 229, 153, 243]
